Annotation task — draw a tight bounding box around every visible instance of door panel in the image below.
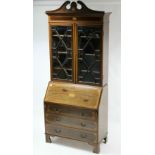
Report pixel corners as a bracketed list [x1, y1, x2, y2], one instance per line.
[77, 26, 102, 85]
[51, 26, 73, 81]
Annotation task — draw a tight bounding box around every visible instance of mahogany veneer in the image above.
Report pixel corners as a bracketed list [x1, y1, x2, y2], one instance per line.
[44, 1, 110, 153]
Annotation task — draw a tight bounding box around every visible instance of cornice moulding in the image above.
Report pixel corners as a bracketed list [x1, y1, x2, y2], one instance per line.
[33, 0, 121, 6]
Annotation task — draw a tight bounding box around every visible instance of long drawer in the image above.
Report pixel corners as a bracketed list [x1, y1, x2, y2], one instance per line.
[45, 113, 97, 131]
[45, 124, 97, 143]
[45, 104, 97, 120]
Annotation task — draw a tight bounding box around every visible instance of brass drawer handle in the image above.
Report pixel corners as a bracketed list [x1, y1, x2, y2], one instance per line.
[80, 134, 87, 138]
[55, 117, 61, 121]
[54, 108, 59, 112]
[54, 129, 61, 133]
[81, 112, 88, 117]
[80, 122, 86, 127]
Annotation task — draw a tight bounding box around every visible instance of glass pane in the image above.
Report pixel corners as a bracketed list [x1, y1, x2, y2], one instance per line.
[51, 26, 73, 81]
[78, 26, 102, 85]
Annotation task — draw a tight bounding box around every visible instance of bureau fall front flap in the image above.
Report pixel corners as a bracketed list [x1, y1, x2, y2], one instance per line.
[44, 81, 102, 110]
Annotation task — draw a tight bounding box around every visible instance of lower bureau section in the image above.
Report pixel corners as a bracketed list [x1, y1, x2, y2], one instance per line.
[46, 124, 97, 143]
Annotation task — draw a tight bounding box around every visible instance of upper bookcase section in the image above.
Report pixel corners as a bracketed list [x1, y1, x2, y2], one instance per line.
[45, 1, 105, 17]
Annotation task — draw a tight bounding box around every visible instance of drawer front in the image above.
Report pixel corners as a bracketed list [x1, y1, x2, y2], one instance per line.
[45, 104, 97, 120]
[45, 113, 97, 131]
[45, 124, 97, 143]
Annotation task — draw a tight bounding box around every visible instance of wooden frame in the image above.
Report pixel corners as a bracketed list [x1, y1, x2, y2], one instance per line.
[44, 1, 111, 153]
[49, 22, 74, 83]
[48, 22, 104, 86]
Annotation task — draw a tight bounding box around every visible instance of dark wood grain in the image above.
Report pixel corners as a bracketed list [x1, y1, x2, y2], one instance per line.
[44, 1, 110, 153]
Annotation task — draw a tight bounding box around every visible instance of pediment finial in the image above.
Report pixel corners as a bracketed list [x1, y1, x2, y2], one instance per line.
[46, 0, 105, 16]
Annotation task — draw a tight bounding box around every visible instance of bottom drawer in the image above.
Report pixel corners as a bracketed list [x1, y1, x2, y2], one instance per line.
[46, 124, 97, 143]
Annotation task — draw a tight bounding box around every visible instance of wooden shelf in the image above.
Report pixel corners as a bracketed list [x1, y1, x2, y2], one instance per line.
[93, 71, 100, 74]
[52, 56, 72, 59]
[85, 53, 95, 56]
[53, 34, 72, 37]
[78, 49, 100, 52]
[57, 51, 68, 54]
[78, 76, 84, 79]
[79, 53, 97, 56]
[53, 51, 73, 54]
[80, 36, 100, 39]
[54, 67, 72, 71]
[94, 78, 101, 80]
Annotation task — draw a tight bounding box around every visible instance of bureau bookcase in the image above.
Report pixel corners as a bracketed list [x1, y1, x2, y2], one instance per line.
[44, 1, 110, 153]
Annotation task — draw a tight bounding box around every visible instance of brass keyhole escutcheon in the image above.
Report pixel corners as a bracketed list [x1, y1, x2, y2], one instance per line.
[83, 99, 88, 102]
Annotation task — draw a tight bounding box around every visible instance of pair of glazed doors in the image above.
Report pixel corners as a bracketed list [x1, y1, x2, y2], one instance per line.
[49, 22, 103, 86]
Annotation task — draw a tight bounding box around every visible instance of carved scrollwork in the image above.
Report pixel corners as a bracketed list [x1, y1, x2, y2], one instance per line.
[65, 1, 91, 12]
[46, 1, 105, 16]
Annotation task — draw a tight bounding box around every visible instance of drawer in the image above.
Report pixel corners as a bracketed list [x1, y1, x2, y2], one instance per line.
[45, 113, 97, 131]
[45, 124, 97, 143]
[45, 104, 97, 120]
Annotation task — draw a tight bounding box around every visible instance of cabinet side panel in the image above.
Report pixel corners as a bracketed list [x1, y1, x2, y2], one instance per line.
[98, 13, 110, 142]
[48, 17, 53, 81]
[98, 85, 108, 142]
[103, 13, 110, 86]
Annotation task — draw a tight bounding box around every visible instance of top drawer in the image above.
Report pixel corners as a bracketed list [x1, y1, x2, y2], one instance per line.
[45, 104, 97, 120]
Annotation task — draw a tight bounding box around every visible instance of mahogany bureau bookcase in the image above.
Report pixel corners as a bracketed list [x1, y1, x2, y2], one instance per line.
[44, 1, 111, 153]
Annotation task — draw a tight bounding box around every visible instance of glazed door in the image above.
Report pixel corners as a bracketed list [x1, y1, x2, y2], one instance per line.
[51, 25, 73, 81]
[77, 26, 102, 85]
